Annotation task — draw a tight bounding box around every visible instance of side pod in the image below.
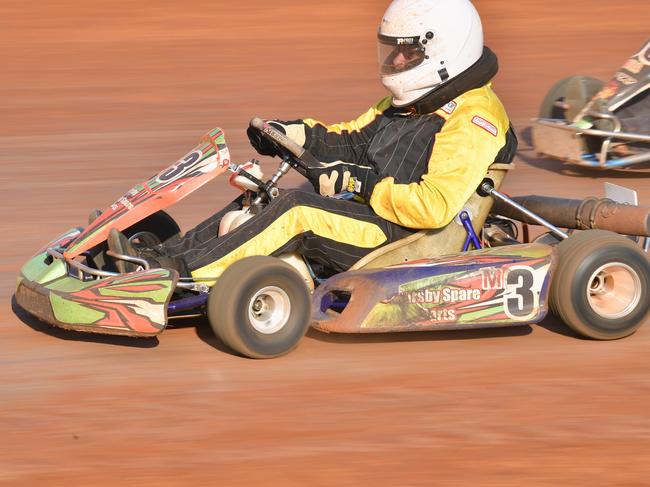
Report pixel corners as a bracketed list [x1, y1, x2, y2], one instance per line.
[311, 244, 556, 333]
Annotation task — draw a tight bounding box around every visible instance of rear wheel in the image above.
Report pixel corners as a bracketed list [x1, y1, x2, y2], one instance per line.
[208, 256, 312, 358]
[550, 230, 650, 339]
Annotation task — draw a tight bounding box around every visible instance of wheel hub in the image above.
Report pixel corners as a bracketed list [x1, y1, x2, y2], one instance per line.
[586, 262, 642, 319]
[248, 286, 291, 334]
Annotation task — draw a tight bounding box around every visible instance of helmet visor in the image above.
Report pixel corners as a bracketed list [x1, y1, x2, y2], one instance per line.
[378, 33, 426, 75]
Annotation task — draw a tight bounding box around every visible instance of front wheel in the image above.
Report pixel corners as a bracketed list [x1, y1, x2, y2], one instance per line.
[208, 256, 312, 358]
[124, 209, 181, 245]
[550, 230, 650, 339]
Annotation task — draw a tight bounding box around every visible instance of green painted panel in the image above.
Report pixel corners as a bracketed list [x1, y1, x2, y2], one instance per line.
[34, 259, 68, 285]
[50, 293, 104, 325]
[457, 307, 500, 323]
[97, 280, 171, 303]
[20, 253, 50, 282]
[21, 254, 71, 286]
[361, 300, 427, 329]
[46, 275, 96, 293]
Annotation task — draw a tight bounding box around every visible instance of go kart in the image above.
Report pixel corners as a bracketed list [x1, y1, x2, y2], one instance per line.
[532, 37, 650, 169]
[15, 119, 650, 358]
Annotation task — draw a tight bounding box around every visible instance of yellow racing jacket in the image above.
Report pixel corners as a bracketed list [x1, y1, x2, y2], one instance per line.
[296, 82, 516, 230]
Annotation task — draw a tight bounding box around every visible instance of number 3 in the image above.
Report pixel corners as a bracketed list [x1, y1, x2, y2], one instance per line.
[504, 267, 538, 319]
[159, 151, 201, 182]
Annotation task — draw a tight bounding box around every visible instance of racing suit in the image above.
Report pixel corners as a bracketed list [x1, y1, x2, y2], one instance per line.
[159, 82, 517, 281]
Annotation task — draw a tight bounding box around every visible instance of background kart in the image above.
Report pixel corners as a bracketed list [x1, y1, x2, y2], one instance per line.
[532, 37, 650, 169]
[15, 120, 650, 358]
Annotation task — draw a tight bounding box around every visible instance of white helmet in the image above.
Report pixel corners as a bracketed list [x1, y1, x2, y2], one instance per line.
[378, 0, 484, 106]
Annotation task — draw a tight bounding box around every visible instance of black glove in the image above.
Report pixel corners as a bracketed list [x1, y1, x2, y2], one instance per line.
[246, 120, 290, 157]
[306, 162, 381, 200]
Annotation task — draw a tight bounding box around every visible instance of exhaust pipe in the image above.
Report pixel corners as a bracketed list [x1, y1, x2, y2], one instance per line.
[491, 195, 650, 237]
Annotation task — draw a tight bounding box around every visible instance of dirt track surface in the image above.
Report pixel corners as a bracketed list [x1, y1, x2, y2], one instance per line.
[2, 1, 650, 485]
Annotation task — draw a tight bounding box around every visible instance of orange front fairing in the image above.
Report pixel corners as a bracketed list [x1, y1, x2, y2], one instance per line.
[64, 128, 230, 258]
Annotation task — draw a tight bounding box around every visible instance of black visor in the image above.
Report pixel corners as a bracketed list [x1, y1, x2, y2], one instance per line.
[378, 33, 426, 75]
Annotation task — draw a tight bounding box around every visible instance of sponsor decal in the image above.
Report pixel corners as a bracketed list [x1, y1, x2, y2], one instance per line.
[482, 267, 505, 289]
[118, 196, 134, 211]
[396, 37, 416, 45]
[346, 176, 359, 193]
[597, 80, 619, 99]
[441, 101, 457, 114]
[623, 58, 643, 74]
[471, 115, 498, 137]
[158, 151, 202, 182]
[218, 148, 231, 167]
[615, 71, 638, 85]
[398, 286, 483, 322]
[423, 309, 456, 321]
[482, 266, 539, 319]
[401, 286, 482, 305]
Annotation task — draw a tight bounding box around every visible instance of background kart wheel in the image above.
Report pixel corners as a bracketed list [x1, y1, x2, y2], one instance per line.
[550, 230, 650, 339]
[539, 75, 604, 121]
[208, 256, 311, 358]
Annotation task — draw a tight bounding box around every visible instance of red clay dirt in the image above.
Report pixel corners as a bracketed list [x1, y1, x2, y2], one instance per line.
[2, 1, 650, 485]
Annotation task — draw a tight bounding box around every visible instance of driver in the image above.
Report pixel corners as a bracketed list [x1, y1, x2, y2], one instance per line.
[108, 0, 517, 280]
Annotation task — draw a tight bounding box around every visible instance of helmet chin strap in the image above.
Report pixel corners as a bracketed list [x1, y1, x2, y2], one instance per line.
[405, 47, 499, 115]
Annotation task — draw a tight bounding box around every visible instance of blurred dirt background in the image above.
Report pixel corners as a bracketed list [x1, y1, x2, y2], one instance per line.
[2, 1, 650, 485]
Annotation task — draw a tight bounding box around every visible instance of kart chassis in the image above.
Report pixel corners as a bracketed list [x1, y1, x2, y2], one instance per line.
[16, 119, 650, 357]
[43, 176, 569, 317]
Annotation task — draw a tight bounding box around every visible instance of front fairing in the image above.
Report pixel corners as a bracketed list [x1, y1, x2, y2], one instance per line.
[15, 127, 237, 336]
[16, 248, 178, 336]
[64, 127, 231, 258]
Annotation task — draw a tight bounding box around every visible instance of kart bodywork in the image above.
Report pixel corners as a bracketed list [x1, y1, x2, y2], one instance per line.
[532, 37, 650, 168]
[312, 244, 554, 333]
[65, 127, 231, 259]
[15, 121, 650, 357]
[17, 255, 177, 336]
[16, 127, 230, 337]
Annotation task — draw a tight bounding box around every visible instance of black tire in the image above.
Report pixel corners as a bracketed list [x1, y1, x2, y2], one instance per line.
[539, 75, 604, 121]
[549, 230, 650, 339]
[123, 210, 181, 245]
[208, 256, 312, 358]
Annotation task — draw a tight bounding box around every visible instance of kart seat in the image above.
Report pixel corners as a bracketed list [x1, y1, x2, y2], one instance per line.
[351, 162, 513, 270]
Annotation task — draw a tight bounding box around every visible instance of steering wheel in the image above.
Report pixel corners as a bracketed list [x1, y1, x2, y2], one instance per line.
[249, 117, 324, 176]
